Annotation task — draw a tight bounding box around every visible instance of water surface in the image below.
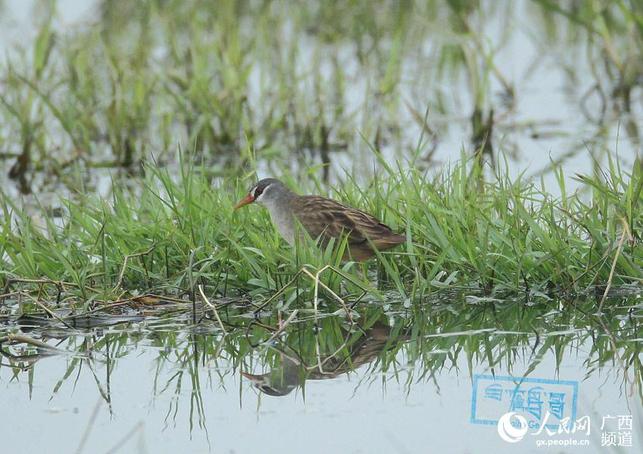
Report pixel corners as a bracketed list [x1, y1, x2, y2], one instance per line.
[2, 290, 640, 453]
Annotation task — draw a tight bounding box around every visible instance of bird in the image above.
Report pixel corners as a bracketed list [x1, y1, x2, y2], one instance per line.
[234, 178, 405, 261]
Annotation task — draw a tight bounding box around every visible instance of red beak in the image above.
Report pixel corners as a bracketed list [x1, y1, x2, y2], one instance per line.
[234, 193, 255, 210]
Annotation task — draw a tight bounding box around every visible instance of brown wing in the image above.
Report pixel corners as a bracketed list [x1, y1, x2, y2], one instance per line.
[292, 196, 405, 256]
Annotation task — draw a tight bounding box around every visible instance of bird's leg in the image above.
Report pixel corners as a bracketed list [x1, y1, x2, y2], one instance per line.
[360, 262, 369, 284]
[376, 259, 387, 290]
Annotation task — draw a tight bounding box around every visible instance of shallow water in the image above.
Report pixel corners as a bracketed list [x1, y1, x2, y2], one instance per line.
[1, 290, 641, 453]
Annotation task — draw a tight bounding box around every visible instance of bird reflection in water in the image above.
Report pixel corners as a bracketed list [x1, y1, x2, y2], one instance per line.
[241, 321, 403, 397]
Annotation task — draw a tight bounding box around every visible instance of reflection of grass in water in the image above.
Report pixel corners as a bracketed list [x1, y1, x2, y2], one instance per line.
[0, 154, 639, 308]
[0, 0, 640, 189]
[0, 292, 640, 432]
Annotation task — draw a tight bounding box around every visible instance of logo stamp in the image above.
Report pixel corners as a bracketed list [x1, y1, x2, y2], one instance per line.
[497, 412, 529, 443]
[470, 374, 634, 449]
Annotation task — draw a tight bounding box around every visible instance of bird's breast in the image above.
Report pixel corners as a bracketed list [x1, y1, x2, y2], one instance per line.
[267, 203, 296, 245]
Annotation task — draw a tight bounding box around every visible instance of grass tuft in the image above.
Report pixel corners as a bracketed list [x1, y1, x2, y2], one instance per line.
[1, 155, 640, 311]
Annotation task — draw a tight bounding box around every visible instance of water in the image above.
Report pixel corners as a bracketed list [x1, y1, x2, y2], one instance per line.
[0, 0, 640, 200]
[1, 291, 641, 453]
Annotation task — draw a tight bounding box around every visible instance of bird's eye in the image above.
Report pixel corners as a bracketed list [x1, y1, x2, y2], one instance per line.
[253, 186, 263, 197]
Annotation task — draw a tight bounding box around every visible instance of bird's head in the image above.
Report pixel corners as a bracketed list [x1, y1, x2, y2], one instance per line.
[234, 178, 285, 209]
[241, 371, 298, 397]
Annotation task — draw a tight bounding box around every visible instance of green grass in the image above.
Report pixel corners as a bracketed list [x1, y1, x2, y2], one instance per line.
[1, 153, 640, 311]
